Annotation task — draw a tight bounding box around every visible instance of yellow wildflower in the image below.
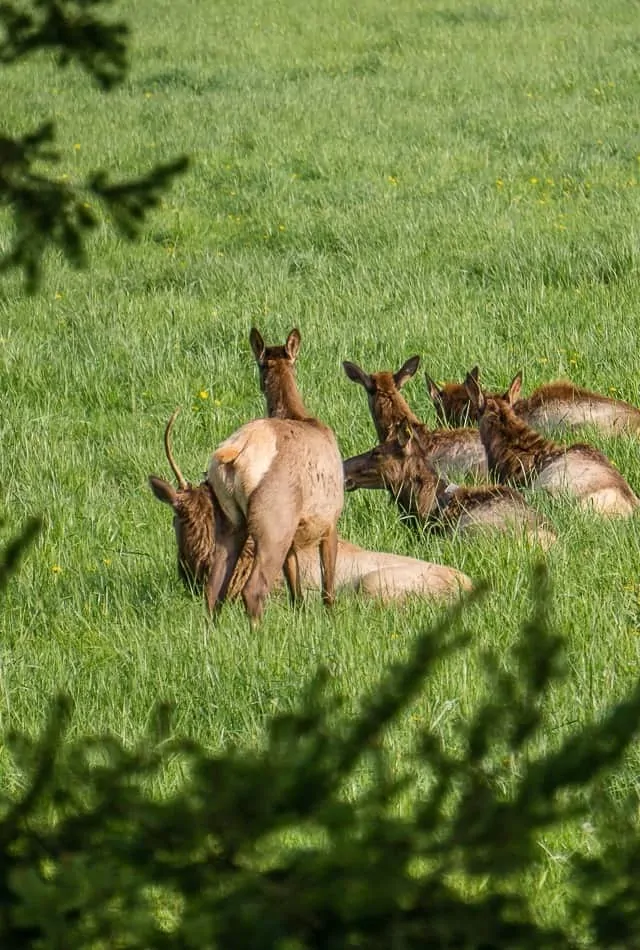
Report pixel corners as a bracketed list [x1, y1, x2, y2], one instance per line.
[52, 564, 62, 574]
[198, 389, 209, 400]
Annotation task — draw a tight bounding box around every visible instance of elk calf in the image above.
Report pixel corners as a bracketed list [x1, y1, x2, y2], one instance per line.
[464, 372, 640, 517]
[428, 367, 640, 434]
[343, 422, 555, 546]
[343, 356, 487, 480]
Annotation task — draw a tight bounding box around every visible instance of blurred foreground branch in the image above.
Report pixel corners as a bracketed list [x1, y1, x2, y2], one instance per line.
[1, 565, 640, 947]
[0, 0, 189, 290]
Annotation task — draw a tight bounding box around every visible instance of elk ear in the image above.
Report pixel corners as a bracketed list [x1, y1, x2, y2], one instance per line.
[249, 327, 266, 364]
[149, 476, 177, 507]
[425, 372, 442, 403]
[464, 371, 485, 414]
[396, 418, 414, 448]
[285, 328, 302, 362]
[394, 355, 420, 388]
[506, 372, 522, 405]
[469, 365, 479, 382]
[342, 361, 374, 393]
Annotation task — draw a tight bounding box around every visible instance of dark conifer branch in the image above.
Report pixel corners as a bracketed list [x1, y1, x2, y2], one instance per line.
[0, 0, 129, 89]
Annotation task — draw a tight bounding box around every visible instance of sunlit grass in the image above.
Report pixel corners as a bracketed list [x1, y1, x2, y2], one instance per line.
[2, 0, 640, 927]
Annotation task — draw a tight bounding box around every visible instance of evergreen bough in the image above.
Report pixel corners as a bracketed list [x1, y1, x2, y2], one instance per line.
[2, 528, 640, 948]
[0, 0, 188, 290]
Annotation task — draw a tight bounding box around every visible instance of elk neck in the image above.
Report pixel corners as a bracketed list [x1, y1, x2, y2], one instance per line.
[263, 363, 310, 420]
[480, 399, 558, 483]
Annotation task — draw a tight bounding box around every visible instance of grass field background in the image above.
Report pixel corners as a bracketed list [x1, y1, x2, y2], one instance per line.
[2, 0, 640, 925]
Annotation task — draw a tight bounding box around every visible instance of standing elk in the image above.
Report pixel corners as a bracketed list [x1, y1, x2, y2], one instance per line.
[343, 356, 487, 480]
[427, 366, 640, 434]
[464, 372, 640, 517]
[238, 326, 345, 615]
[343, 420, 555, 547]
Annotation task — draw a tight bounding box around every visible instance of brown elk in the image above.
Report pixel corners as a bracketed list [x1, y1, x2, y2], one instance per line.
[148, 409, 247, 611]
[343, 421, 555, 546]
[249, 326, 305, 419]
[464, 372, 640, 517]
[427, 366, 640, 434]
[343, 356, 487, 480]
[150, 412, 473, 606]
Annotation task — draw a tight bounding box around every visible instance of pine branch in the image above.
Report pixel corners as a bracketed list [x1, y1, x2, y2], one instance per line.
[0, 122, 188, 291]
[0, 0, 128, 90]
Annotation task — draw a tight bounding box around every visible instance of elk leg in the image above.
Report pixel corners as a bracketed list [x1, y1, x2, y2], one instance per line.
[242, 493, 298, 625]
[319, 524, 338, 608]
[283, 546, 302, 605]
[205, 526, 247, 614]
[242, 532, 297, 626]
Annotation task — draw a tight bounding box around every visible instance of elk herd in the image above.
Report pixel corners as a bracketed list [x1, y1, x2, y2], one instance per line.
[150, 328, 640, 625]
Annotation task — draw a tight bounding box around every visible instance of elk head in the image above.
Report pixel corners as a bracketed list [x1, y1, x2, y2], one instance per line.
[342, 355, 421, 442]
[149, 408, 218, 591]
[426, 365, 479, 426]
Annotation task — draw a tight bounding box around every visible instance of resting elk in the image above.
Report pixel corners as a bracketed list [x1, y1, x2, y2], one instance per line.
[427, 366, 640, 434]
[343, 420, 555, 547]
[150, 411, 473, 607]
[464, 371, 640, 517]
[343, 355, 487, 480]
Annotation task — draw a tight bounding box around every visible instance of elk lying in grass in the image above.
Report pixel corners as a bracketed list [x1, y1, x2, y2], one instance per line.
[343, 356, 487, 480]
[343, 421, 555, 547]
[427, 366, 640, 434]
[226, 534, 473, 602]
[150, 413, 472, 606]
[464, 372, 640, 517]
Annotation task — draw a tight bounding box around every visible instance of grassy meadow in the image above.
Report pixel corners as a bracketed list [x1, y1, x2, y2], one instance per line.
[2, 0, 640, 924]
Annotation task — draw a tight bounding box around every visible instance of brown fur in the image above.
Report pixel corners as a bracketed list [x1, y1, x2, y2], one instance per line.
[429, 368, 640, 435]
[149, 476, 217, 589]
[426, 366, 480, 428]
[343, 355, 422, 442]
[149, 409, 246, 609]
[464, 373, 640, 517]
[250, 327, 308, 420]
[344, 356, 487, 479]
[343, 424, 554, 544]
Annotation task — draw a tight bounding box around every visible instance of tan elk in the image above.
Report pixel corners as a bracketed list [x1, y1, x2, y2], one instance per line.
[150, 412, 473, 606]
[464, 372, 640, 517]
[343, 356, 487, 480]
[235, 326, 345, 615]
[427, 366, 640, 434]
[343, 421, 555, 547]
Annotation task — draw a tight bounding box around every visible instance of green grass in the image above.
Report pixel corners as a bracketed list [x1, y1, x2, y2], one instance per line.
[3, 0, 640, 928]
